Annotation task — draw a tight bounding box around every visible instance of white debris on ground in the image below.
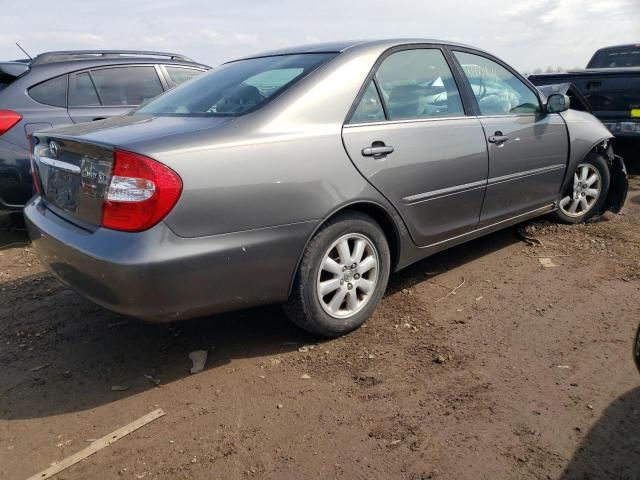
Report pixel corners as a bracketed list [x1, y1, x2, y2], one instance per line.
[189, 350, 208, 374]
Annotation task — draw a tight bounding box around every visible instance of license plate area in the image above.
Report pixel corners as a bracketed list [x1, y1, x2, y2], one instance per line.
[45, 167, 82, 213]
[34, 136, 114, 226]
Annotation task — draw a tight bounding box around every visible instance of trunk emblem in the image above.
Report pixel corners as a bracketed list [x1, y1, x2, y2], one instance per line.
[49, 141, 60, 158]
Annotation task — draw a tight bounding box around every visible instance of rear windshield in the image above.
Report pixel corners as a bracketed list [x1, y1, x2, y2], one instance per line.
[588, 46, 640, 68]
[0, 62, 29, 92]
[135, 53, 336, 117]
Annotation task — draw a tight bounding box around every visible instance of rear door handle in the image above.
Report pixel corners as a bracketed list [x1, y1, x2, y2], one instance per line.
[488, 132, 509, 144]
[362, 144, 394, 157]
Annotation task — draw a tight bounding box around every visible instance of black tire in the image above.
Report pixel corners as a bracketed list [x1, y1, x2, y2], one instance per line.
[285, 211, 391, 337]
[552, 151, 610, 224]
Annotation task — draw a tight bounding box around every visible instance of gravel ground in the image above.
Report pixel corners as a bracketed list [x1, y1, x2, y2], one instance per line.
[1, 149, 639, 480]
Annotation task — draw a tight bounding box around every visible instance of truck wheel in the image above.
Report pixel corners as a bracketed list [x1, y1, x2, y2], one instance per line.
[553, 152, 610, 224]
[285, 211, 390, 337]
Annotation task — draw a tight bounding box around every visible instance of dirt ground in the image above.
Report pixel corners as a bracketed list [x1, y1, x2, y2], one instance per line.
[1, 146, 639, 480]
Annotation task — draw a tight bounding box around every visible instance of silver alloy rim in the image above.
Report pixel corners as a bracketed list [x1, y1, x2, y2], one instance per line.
[559, 163, 602, 218]
[316, 233, 379, 319]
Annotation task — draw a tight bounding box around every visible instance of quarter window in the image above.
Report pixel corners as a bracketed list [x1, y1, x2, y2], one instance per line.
[28, 75, 67, 108]
[374, 49, 464, 121]
[453, 51, 541, 115]
[89, 66, 164, 106]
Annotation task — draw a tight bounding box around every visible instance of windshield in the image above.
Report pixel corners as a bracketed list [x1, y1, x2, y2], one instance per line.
[588, 47, 640, 68]
[135, 53, 337, 117]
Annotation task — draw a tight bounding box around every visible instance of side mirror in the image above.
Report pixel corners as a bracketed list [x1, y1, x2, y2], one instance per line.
[546, 93, 570, 113]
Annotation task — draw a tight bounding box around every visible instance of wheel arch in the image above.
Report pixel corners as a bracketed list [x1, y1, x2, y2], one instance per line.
[559, 109, 614, 195]
[287, 200, 403, 296]
[557, 138, 628, 218]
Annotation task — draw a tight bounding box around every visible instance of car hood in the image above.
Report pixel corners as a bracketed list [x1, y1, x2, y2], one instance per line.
[40, 114, 234, 149]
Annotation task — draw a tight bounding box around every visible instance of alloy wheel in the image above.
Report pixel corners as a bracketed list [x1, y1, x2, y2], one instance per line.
[316, 233, 379, 319]
[559, 163, 602, 218]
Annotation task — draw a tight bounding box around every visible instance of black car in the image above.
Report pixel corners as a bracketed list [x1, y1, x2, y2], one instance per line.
[529, 44, 640, 140]
[0, 50, 209, 213]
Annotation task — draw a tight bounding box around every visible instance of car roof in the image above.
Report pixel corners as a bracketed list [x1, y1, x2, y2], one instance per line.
[2, 50, 209, 86]
[29, 56, 208, 73]
[593, 43, 640, 51]
[234, 38, 482, 60]
[31, 50, 195, 65]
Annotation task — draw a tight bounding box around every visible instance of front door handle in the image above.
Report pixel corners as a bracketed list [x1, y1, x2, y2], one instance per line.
[362, 143, 394, 157]
[488, 131, 509, 144]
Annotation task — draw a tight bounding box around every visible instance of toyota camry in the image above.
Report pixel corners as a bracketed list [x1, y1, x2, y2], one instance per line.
[25, 39, 628, 337]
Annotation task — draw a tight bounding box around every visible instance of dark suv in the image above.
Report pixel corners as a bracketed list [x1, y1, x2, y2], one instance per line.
[0, 50, 209, 212]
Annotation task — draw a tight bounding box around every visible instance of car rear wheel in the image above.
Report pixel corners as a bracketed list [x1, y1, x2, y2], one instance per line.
[285, 211, 390, 337]
[553, 152, 610, 224]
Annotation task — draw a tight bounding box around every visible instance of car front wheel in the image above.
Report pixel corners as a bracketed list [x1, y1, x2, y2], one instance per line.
[285, 211, 391, 337]
[553, 152, 610, 224]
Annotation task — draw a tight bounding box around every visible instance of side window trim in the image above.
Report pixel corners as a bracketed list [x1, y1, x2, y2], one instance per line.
[344, 44, 475, 126]
[372, 77, 389, 121]
[156, 65, 171, 91]
[448, 47, 543, 116]
[442, 47, 480, 117]
[87, 71, 104, 105]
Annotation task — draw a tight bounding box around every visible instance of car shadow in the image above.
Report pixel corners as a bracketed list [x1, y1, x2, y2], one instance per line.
[560, 387, 640, 480]
[0, 215, 29, 251]
[0, 223, 522, 420]
[387, 226, 519, 294]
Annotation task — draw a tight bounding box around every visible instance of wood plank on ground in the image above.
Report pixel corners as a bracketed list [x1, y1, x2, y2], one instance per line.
[25, 408, 166, 480]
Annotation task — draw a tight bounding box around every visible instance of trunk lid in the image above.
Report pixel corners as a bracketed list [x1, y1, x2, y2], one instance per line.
[41, 114, 231, 146]
[32, 114, 231, 228]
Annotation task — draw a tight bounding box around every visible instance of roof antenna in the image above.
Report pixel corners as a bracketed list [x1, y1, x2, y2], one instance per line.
[16, 42, 33, 61]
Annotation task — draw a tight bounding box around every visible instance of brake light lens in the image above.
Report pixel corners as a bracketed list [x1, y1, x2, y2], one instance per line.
[0, 110, 22, 135]
[102, 149, 182, 232]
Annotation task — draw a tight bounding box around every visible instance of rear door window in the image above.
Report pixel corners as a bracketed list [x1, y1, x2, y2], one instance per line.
[374, 49, 464, 120]
[28, 75, 68, 107]
[89, 66, 164, 106]
[70, 72, 101, 106]
[165, 66, 204, 87]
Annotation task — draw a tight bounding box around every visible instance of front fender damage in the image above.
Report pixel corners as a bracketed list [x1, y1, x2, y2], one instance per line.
[600, 142, 628, 214]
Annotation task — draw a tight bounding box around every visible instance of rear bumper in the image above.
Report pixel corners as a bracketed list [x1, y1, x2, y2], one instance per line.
[25, 197, 316, 322]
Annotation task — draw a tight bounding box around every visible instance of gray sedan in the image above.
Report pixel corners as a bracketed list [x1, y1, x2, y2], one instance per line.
[25, 39, 628, 337]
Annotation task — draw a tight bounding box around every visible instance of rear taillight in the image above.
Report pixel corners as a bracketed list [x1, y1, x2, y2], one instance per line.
[0, 110, 21, 135]
[102, 149, 182, 232]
